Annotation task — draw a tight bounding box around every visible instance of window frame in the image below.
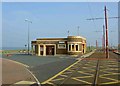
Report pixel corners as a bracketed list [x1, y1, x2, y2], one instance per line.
[58, 44, 66, 49]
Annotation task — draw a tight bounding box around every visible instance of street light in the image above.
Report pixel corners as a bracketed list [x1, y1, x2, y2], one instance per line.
[25, 19, 32, 55]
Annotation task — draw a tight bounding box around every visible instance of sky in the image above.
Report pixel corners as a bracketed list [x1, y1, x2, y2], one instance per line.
[2, 2, 118, 48]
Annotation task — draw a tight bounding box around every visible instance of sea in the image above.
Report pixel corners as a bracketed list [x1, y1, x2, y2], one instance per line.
[1, 47, 26, 50]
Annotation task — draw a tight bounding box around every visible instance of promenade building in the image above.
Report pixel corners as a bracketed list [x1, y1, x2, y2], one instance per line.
[31, 36, 86, 56]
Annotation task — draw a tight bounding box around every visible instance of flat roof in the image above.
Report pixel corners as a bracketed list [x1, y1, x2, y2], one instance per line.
[36, 38, 67, 40]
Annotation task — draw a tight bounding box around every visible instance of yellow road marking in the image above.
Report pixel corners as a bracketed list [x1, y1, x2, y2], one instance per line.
[62, 71, 72, 74]
[46, 82, 54, 85]
[82, 67, 96, 71]
[70, 66, 78, 69]
[99, 76, 119, 82]
[101, 81, 120, 85]
[60, 74, 68, 77]
[72, 77, 92, 84]
[41, 51, 95, 84]
[100, 70, 119, 74]
[41, 59, 82, 84]
[100, 73, 120, 77]
[78, 71, 93, 76]
[51, 78, 65, 82]
[72, 75, 93, 79]
[82, 67, 95, 70]
[68, 69, 75, 72]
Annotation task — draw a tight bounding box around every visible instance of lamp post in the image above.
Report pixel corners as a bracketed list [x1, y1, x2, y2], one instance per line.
[25, 19, 32, 55]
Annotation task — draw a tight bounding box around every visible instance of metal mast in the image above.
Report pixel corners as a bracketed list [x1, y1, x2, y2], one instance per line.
[104, 6, 109, 58]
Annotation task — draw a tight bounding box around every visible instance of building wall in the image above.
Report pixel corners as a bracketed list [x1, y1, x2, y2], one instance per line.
[67, 36, 86, 55]
[31, 36, 86, 56]
[56, 43, 67, 54]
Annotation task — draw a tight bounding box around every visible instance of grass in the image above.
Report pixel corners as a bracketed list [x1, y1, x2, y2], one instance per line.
[1, 50, 22, 54]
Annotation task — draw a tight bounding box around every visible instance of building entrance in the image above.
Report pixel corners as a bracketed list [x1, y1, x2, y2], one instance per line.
[46, 45, 55, 55]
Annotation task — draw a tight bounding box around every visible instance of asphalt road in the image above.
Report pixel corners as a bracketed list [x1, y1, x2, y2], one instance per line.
[2, 51, 119, 85]
[41, 51, 120, 85]
[3, 54, 76, 67]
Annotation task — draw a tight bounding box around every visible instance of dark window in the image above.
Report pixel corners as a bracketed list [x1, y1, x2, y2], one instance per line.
[76, 45, 78, 51]
[72, 45, 74, 51]
[69, 45, 71, 51]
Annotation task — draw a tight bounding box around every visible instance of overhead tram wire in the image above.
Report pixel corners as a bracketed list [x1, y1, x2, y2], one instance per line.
[87, 3, 102, 48]
[86, 17, 120, 20]
[87, 3, 97, 30]
[87, 6, 119, 59]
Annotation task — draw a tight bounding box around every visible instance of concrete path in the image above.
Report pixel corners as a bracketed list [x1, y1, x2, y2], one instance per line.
[2, 58, 37, 85]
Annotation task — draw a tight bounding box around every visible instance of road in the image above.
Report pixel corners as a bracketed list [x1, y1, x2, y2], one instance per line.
[41, 51, 120, 85]
[2, 51, 120, 85]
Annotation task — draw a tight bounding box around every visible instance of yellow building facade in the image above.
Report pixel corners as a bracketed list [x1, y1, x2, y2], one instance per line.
[31, 36, 86, 56]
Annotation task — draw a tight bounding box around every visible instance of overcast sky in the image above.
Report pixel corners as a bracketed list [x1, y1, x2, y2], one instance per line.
[2, 2, 118, 48]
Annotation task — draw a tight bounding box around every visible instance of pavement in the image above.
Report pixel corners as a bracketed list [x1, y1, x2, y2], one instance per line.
[41, 51, 120, 85]
[2, 58, 37, 85]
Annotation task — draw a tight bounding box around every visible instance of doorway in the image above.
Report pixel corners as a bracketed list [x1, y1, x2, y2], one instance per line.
[46, 45, 55, 55]
[83, 44, 85, 53]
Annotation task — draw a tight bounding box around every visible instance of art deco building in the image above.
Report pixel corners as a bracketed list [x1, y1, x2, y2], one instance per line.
[31, 36, 86, 56]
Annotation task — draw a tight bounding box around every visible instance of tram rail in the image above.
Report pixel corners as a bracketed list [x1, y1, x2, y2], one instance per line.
[41, 51, 120, 86]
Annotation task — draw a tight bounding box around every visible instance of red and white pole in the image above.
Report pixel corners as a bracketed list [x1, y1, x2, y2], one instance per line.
[104, 6, 109, 58]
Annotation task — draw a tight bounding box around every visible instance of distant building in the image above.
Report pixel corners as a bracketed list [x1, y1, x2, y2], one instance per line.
[31, 36, 86, 56]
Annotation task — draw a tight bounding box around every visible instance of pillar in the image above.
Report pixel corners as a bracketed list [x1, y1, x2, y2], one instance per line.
[71, 44, 72, 51]
[74, 44, 76, 51]
[43, 45, 46, 56]
[78, 44, 80, 51]
[54, 45, 56, 56]
[38, 44, 41, 56]
[68, 44, 69, 51]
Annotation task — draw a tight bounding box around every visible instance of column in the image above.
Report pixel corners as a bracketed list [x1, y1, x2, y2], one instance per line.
[71, 44, 72, 51]
[78, 44, 80, 51]
[84, 44, 86, 53]
[43, 45, 46, 56]
[74, 44, 76, 51]
[68, 44, 69, 51]
[38, 44, 41, 56]
[54, 45, 56, 56]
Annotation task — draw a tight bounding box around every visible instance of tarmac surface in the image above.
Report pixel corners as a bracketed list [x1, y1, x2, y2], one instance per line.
[2, 51, 120, 85]
[41, 51, 120, 86]
[2, 54, 76, 85]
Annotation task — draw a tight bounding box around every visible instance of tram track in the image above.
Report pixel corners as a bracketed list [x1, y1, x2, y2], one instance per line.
[93, 60, 99, 86]
[41, 51, 120, 86]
